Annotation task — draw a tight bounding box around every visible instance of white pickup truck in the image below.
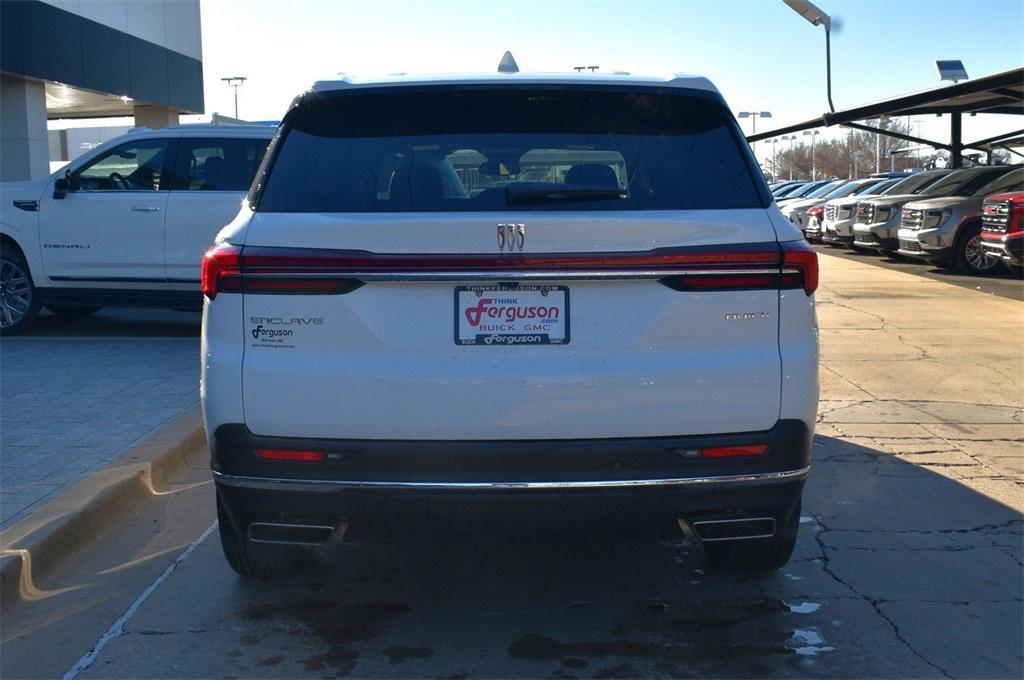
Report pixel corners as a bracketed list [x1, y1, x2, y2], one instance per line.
[0, 124, 274, 334]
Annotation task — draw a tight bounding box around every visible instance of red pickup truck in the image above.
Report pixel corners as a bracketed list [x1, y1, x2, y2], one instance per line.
[979, 191, 1024, 275]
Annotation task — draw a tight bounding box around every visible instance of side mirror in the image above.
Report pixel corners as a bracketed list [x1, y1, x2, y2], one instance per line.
[53, 177, 69, 199]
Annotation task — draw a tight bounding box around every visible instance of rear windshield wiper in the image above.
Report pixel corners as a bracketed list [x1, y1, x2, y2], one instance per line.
[506, 185, 628, 205]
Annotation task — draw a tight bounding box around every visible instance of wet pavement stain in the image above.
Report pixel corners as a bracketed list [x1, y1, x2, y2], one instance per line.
[239, 633, 260, 646]
[244, 599, 411, 644]
[508, 597, 829, 677]
[256, 655, 284, 667]
[561, 657, 589, 669]
[508, 633, 665, 660]
[302, 646, 359, 676]
[382, 646, 434, 664]
[241, 599, 412, 675]
[593, 662, 642, 678]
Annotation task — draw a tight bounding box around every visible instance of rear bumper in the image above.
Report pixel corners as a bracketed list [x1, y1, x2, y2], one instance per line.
[212, 420, 810, 540]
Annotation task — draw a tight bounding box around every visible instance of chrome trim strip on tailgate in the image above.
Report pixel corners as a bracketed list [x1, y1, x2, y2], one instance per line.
[240, 268, 800, 282]
[212, 466, 810, 491]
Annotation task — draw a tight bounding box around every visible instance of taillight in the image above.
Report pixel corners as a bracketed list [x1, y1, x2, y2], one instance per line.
[201, 241, 819, 297]
[781, 240, 819, 295]
[200, 243, 362, 299]
[256, 448, 325, 462]
[701, 444, 768, 459]
[201, 243, 241, 300]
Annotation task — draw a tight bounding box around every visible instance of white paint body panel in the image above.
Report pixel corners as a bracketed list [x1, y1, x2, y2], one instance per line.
[230, 210, 803, 440]
[38, 189, 169, 281]
[165, 192, 247, 285]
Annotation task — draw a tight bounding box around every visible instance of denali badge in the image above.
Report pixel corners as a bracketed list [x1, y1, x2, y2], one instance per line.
[497, 223, 525, 252]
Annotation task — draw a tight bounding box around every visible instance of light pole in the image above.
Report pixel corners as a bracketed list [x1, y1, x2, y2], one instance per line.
[783, 0, 835, 113]
[220, 76, 247, 119]
[852, 150, 864, 179]
[803, 130, 820, 180]
[771, 138, 779, 180]
[738, 111, 772, 166]
[781, 135, 797, 179]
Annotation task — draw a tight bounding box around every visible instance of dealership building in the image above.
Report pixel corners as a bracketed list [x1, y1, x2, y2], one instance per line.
[0, 0, 204, 181]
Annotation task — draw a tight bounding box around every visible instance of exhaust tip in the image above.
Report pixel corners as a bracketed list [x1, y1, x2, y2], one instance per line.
[690, 517, 776, 542]
[248, 521, 336, 545]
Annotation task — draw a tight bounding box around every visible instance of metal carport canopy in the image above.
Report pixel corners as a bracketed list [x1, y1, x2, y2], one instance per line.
[746, 66, 1024, 167]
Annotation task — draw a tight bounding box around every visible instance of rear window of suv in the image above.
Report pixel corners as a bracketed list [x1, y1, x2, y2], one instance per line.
[253, 86, 766, 212]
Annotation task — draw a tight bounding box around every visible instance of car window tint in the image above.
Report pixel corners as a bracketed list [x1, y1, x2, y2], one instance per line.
[966, 167, 1015, 195]
[973, 169, 1023, 196]
[886, 172, 943, 195]
[256, 87, 766, 212]
[75, 139, 169, 191]
[184, 138, 270, 191]
[804, 181, 844, 199]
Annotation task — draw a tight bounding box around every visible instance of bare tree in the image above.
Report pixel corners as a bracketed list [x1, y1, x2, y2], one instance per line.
[766, 119, 921, 180]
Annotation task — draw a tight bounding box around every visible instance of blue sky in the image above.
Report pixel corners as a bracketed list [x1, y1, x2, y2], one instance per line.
[198, 0, 1023, 158]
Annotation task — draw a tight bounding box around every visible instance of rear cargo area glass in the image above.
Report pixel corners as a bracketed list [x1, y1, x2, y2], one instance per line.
[256, 87, 764, 212]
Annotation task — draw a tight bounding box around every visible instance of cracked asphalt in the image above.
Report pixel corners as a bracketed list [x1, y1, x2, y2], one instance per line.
[2, 252, 1022, 679]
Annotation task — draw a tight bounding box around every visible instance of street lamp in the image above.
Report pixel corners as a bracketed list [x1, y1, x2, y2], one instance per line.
[803, 130, 821, 180]
[738, 111, 772, 165]
[783, 0, 835, 113]
[781, 134, 797, 179]
[770, 138, 779, 180]
[220, 76, 247, 119]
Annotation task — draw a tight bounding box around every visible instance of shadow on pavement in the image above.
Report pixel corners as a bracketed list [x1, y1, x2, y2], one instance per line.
[15, 307, 200, 338]
[180, 435, 1023, 679]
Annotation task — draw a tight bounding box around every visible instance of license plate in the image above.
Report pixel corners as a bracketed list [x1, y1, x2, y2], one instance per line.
[455, 285, 570, 346]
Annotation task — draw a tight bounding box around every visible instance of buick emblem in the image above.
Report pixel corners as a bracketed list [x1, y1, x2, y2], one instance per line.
[497, 223, 525, 252]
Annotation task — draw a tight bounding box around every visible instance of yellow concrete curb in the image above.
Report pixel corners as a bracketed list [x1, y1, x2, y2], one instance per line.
[0, 408, 206, 612]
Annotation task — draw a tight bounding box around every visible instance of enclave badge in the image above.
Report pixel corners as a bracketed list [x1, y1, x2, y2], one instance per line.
[497, 223, 525, 252]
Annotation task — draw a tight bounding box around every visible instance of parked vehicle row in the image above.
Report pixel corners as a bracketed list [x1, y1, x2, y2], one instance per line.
[782, 166, 1023, 275]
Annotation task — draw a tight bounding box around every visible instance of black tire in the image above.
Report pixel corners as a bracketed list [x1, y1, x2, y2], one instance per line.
[0, 249, 41, 335]
[216, 492, 312, 579]
[45, 304, 102, 318]
[702, 498, 801, 573]
[955, 226, 1001, 275]
[929, 258, 955, 269]
[1009, 263, 1023, 278]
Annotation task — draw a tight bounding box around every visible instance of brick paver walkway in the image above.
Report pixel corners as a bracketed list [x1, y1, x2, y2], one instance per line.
[0, 337, 200, 528]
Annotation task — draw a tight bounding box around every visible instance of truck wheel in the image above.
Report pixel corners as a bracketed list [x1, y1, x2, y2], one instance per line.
[0, 250, 41, 336]
[216, 493, 312, 579]
[1009, 263, 1023, 278]
[955, 226, 1000, 275]
[45, 304, 102, 318]
[702, 499, 801, 573]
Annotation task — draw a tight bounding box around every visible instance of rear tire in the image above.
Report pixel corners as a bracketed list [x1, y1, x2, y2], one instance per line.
[216, 493, 312, 579]
[45, 304, 102, 318]
[0, 249, 41, 336]
[702, 498, 801, 573]
[955, 226, 1000, 275]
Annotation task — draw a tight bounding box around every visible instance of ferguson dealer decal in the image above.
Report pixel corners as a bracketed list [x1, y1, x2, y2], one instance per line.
[248, 317, 323, 349]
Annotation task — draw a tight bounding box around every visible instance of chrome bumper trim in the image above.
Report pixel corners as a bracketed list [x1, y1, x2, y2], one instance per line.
[212, 466, 810, 492]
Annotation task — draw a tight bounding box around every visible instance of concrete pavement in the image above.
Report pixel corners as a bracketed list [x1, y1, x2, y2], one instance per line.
[1, 252, 1021, 679]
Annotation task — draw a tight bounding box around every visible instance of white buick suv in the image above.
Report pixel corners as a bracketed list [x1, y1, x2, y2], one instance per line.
[201, 72, 819, 578]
